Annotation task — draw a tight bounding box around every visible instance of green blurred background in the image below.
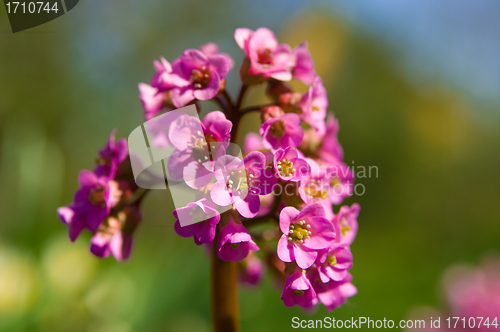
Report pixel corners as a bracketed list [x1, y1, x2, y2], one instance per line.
[1, 0, 499, 331]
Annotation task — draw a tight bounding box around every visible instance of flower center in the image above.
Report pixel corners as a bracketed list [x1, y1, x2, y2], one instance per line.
[190, 65, 211, 89]
[227, 168, 253, 193]
[304, 179, 328, 200]
[327, 254, 337, 266]
[190, 131, 219, 164]
[277, 158, 295, 177]
[287, 219, 311, 243]
[95, 156, 111, 166]
[331, 177, 341, 187]
[339, 217, 350, 236]
[269, 120, 285, 138]
[89, 185, 106, 207]
[257, 48, 273, 66]
[293, 290, 304, 296]
[310, 105, 320, 112]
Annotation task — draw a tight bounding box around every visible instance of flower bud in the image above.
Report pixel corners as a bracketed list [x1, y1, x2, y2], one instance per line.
[266, 79, 292, 100]
[261, 105, 285, 122]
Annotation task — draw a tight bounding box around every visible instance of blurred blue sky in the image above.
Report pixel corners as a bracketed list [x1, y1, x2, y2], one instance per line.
[68, 0, 500, 110]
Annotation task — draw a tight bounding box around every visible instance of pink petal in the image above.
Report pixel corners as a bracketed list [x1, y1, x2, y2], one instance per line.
[210, 180, 234, 206]
[234, 28, 253, 50]
[279, 206, 298, 234]
[277, 235, 294, 262]
[208, 54, 230, 78]
[235, 193, 260, 218]
[293, 246, 317, 269]
[193, 72, 220, 100]
[171, 86, 194, 108]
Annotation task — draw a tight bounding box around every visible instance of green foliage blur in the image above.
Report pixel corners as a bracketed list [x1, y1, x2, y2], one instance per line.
[1, 1, 499, 331]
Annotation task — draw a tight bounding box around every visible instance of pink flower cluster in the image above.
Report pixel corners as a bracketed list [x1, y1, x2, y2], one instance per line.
[407, 258, 500, 332]
[57, 130, 142, 261]
[60, 27, 360, 312]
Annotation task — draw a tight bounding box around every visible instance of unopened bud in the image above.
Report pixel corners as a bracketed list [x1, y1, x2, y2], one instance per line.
[261, 105, 285, 122]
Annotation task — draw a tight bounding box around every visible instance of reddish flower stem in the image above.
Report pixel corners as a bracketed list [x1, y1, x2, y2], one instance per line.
[211, 84, 250, 332]
[211, 220, 240, 332]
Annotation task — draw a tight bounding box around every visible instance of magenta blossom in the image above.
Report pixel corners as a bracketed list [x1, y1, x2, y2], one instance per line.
[325, 158, 354, 205]
[94, 129, 128, 179]
[290, 41, 316, 85]
[333, 203, 360, 245]
[317, 114, 343, 162]
[312, 272, 357, 311]
[167, 112, 231, 189]
[296, 76, 327, 136]
[235, 27, 292, 82]
[200, 42, 235, 71]
[316, 244, 353, 283]
[446, 260, 500, 323]
[260, 113, 304, 152]
[171, 49, 230, 107]
[57, 205, 86, 242]
[217, 213, 259, 261]
[90, 205, 141, 261]
[173, 198, 220, 244]
[58, 170, 122, 239]
[281, 265, 318, 308]
[150, 56, 185, 91]
[277, 204, 336, 269]
[273, 146, 310, 182]
[298, 158, 330, 205]
[244, 132, 264, 152]
[238, 253, 265, 286]
[138, 83, 171, 120]
[211, 151, 277, 218]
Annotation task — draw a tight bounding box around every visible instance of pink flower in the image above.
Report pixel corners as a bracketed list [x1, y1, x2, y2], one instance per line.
[143, 110, 178, 148]
[211, 151, 277, 218]
[281, 265, 318, 308]
[273, 146, 310, 182]
[296, 76, 327, 136]
[312, 272, 357, 311]
[94, 129, 128, 179]
[171, 49, 230, 107]
[90, 205, 141, 261]
[58, 171, 122, 239]
[243, 132, 264, 153]
[298, 159, 330, 205]
[317, 114, 344, 162]
[167, 112, 231, 189]
[200, 42, 234, 71]
[260, 113, 304, 152]
[235, 27, 292, 82]
[277, 204, 336, 269]
[290, 42, 316, 85]
[238, 253, 265, 286]
[316, 244, 353, 283]
[332, 203, 360, 245]
[173, 198, 220, 244]
[57, 205, 86, 242]
[150, 56, 185, 91]
[217, 213, 259, 261]
[138, 83, 171, 121]
[325, 158, 354, 205]
[446, 260, 500, 324]
[201, 111, 233, 143]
